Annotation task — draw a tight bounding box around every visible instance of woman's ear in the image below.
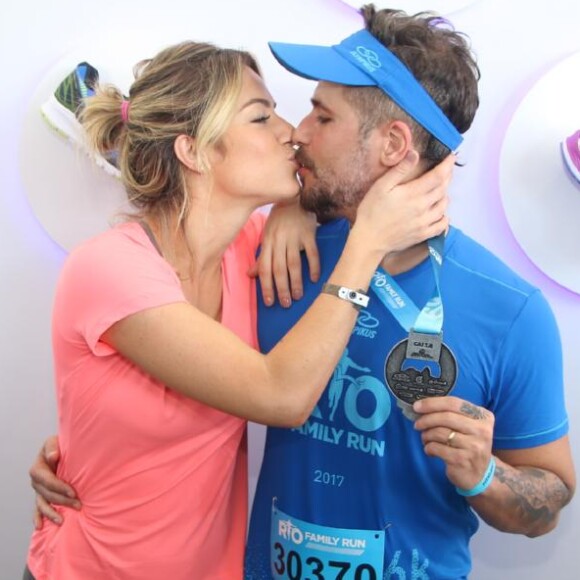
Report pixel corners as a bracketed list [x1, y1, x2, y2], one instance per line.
[174, 134, 200, 172]
[379, 120, 413, 168]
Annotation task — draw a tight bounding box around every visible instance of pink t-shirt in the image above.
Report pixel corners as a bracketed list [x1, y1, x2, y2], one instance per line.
[28, 213, 266, 580]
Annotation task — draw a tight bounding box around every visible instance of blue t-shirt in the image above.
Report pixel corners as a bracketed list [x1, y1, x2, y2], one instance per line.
[245, 220, 568, 580]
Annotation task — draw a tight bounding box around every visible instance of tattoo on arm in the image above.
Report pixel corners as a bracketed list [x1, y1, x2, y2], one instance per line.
[494, 464, 573, 529]
[460, 402, 486, 420]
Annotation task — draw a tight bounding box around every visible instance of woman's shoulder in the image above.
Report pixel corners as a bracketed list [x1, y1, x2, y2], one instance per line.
[68, 222, 153, 260]
[56, 221, 182, 312]
[62, 222, 169, 284]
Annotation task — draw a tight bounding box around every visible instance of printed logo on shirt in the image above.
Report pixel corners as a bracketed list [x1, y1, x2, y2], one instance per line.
[386, 548, 430, 579]
[292, 348, 391, 457]
[352, 309, 379, 339]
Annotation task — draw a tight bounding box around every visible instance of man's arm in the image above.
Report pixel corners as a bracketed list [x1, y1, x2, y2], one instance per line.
[474, 438, 575, 537]
[414, 397, 575, 537]
[29, 435, 81, 527]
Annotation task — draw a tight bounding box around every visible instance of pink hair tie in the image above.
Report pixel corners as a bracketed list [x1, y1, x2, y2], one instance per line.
[121, 100, 130, 123]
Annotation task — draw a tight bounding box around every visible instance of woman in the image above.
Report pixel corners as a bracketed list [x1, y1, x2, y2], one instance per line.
[25, 40, 448, 579]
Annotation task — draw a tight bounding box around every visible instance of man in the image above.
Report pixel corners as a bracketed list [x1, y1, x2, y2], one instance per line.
[28, 6, 575, 580]
[245, 6, 575, 579]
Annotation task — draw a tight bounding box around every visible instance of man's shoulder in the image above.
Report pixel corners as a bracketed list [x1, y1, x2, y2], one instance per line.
[445, 227, 538, 299]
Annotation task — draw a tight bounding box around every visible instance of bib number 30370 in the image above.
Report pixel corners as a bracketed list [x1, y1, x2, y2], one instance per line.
[270, 508, 385, 580]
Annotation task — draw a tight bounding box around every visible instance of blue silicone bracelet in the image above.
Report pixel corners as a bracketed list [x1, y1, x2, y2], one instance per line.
[455, 457, 496, 497]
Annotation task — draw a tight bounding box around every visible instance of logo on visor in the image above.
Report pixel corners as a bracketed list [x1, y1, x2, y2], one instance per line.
[350, 46, 381, 72]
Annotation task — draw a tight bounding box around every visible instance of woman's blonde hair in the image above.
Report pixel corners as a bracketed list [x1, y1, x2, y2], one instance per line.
[80, 41, 260, 230]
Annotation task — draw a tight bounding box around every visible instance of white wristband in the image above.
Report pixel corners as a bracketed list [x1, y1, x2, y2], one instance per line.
[321, 283, 370, 310]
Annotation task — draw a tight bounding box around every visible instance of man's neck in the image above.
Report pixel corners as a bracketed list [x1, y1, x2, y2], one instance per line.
[379, 242, 430, 276]
[339, 201, 444, 275]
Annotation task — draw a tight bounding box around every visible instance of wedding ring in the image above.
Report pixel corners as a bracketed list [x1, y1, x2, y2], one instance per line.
[446, 430, 457, 446]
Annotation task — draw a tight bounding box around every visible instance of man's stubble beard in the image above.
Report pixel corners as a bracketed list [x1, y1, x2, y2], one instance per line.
[298, 143, 376, 224]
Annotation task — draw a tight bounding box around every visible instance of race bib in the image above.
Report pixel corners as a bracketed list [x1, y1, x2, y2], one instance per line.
[271, 507, 385, 579]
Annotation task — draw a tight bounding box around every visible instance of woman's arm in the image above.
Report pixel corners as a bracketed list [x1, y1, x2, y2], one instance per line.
[104, 152, 451, 426]
[29, 152, 452, 525]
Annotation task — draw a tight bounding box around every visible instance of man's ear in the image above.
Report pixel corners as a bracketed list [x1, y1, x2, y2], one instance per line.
[379, 120, 414, 167]
[174, 134, 201, 172]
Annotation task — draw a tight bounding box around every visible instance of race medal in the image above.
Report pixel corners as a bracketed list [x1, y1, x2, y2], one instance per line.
[271, 507, 385, 579]
[372, 234, 455, 420]
[385, 331, 457, 408]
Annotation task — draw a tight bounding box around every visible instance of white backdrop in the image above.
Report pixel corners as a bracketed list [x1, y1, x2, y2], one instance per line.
[1, 0, 579, 578]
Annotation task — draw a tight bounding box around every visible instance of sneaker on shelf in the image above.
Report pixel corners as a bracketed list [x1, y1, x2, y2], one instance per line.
[40, 62, 120, 177]
[561, 129, 580, 185]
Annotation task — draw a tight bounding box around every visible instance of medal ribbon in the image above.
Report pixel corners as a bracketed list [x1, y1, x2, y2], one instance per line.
[370, 235, 445, 335]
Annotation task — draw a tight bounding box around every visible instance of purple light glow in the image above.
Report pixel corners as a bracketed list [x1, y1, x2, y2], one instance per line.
[494, 51, 580, 300]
